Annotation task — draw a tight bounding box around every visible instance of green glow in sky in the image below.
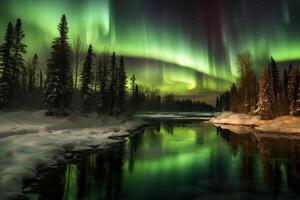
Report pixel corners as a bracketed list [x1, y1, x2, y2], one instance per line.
[1, 0, 299, 102]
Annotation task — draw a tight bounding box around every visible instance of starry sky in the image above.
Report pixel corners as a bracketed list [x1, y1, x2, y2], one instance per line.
[0, 0, 300, 103]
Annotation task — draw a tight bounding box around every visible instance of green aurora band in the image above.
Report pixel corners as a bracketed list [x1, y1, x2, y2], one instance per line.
[0, 0, 299, 102]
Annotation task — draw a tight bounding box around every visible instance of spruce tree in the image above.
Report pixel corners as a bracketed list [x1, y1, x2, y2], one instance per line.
[12, 18, 27, 94]
[43, 15, 72, 116]
[130, 74, 137, 111]
[270, 57, 280, 98]
[107, 52, 117, 115]
[257, 67, 274, 119]
[28, 54, 38, 94]
[80, 44, 94, 115]
[0, 23, 14, 109]
[116, 56, 127, 115]
[288, 66, 299, 115]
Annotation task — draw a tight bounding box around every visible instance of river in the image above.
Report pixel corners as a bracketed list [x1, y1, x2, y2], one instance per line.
[23, 119, 300, 200]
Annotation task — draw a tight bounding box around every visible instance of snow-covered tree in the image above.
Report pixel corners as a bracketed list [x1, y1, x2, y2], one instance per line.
[287, 66, 299, 116]
[80, 44, 94, 115]
[0, 23, 14, 109]
[256, 67, 274, 119]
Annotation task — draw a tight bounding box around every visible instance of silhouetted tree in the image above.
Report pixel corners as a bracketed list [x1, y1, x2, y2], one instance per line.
[28, 54, 38, 94]
[236, 52, 257, 113]
[107, 52, 117, 115]
[80, 44, 94, 115]
[116, 56, 127, 115]
[43, 15, 72, 116]
[0, 22, 14, 109]
[12, 18, 27, 95]
[229, 83, 239, 112]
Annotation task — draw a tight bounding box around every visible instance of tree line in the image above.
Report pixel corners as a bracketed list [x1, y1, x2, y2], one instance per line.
[0, 15, 127, 117]
[0, 14, 213, 116]
[216, 51, 300, 119]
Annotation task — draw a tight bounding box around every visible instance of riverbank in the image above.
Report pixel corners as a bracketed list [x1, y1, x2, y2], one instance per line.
[0, 110, 144, 200]
[210, 112, 300, 134]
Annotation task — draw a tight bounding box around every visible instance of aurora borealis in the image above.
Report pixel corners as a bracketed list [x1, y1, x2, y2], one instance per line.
[1, 0, 300, 103]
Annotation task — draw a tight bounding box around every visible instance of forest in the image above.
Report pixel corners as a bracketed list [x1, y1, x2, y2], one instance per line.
[216, 52, 300, 119]
[0, 15, 213, 117]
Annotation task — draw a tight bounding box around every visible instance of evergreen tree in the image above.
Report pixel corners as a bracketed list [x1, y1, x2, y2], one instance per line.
[107, 52, 117, 115]
[28, 54, 38, 94]
[270, 57, 280, 99]
[0, 23, 14, 109]
[130, 74, 137, 111]
[288, 66, 299, 116]
[116, 56, 127, 115]
[80, 44, 94, 115]
[256, 67, 274, 119]
[12, 18, 27, 94]
[229, 83, 239, 112]
[97, 54, 109, 115]
[43, 15, 72, 116]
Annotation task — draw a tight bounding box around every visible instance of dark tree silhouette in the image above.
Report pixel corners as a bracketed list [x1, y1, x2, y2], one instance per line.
[43, 15, 72, 116]
[12, 18, 27, 94]
[116, 56, 127, 115]
[0, 23, 14, 109]
[28, 54, 38, 94]
[107, 52, 117, 115]
[80, 44, 94, 115]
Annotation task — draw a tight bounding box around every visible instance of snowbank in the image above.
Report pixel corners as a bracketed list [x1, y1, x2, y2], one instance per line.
[210, 112, 300, 134]
[0, 111, 144, 200]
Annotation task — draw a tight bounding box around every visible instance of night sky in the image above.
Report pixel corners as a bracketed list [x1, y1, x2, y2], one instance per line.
[0, 0, 300, 103]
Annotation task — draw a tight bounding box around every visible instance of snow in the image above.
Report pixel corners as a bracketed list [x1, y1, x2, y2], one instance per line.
[210, 112, 300, 134]
[0, 110, 144, 200]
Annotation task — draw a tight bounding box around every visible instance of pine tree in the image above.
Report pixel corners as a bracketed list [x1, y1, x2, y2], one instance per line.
[43, 15, 72, 116]
[28, 54, 38, 94]
[283, 69, 288, 97]
[107, 52, 117, 115]
[256, 67, 274, 119]
[270, 57, 280, 98]
[12, 18, 27, 94]
[116, 56, 127, 115]
[80, 44, 94, 115]
[0, 23, 14, 109]
[288, 66, 299, 116]
[229, 83, 239, 112]
[130, 74, 137, 112]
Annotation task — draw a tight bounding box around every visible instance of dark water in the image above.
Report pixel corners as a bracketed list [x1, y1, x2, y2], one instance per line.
[25, 122, 300, 200]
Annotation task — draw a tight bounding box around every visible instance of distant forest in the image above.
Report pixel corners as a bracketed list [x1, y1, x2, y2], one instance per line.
[217, 52, 300, 119]
[0, 15, 214, 117]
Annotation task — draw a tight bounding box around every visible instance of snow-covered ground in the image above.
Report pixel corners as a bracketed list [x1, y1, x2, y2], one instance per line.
[0, 111, 144, 200]
[210, 112, 300, 134]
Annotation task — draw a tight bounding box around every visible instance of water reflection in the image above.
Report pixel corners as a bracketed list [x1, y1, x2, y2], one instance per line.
[26, 123, 300, 200]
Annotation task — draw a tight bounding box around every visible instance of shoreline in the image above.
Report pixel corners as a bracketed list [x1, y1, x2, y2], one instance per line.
[210, 112, 300, 135]
[0, 110, 145, 200]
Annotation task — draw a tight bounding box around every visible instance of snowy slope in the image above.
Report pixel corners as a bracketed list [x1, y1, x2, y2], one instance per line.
[0, 111, 143, 200]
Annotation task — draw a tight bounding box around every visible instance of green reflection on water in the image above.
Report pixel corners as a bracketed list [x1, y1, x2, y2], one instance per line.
[26, 122, 300, 200]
